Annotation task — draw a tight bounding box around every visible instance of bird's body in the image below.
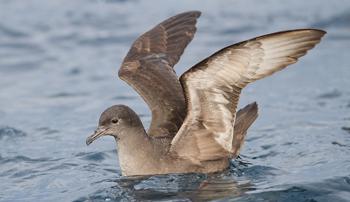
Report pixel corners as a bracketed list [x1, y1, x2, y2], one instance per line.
[86, 11, 325, 176]
[104, 103, 257, 176]
[115, 126, 229, 176]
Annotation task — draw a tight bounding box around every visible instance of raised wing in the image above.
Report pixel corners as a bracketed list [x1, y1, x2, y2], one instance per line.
[118, 11, 201, 137]
[170, 29, 326, 164]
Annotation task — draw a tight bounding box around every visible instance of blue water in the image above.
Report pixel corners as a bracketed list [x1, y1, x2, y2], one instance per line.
[0, 0, 350, 201]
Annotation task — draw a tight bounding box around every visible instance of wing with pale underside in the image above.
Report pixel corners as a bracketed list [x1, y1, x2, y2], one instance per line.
[170, 29, 326, 164]
[118, 11, 201, 137]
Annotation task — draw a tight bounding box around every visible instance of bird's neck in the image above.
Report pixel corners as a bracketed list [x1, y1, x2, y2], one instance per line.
[115, 126, 156, 176]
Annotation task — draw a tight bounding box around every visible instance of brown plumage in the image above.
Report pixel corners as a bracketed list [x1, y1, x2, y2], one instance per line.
[86, 11, 326, 176]
[119, 11, 201, 138]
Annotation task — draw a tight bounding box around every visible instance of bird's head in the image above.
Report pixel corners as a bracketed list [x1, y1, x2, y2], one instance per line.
[86, 105, 143, 145]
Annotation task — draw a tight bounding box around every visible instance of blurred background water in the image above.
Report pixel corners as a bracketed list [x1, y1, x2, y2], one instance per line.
[0, 0, 349, 201]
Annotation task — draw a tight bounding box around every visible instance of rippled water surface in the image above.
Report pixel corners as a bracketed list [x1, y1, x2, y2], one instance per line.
[1, 0, 350, 201]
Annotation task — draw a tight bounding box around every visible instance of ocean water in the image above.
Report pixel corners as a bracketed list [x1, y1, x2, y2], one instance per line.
[0, 0, 349, 201]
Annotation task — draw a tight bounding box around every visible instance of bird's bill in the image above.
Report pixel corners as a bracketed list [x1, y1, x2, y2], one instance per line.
[86, 127, 110, 145]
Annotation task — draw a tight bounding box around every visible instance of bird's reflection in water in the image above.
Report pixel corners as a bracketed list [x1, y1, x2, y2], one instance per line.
[113, 167, 254, 201]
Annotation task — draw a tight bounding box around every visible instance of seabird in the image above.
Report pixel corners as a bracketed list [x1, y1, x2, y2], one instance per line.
[86, 11, 326, 176]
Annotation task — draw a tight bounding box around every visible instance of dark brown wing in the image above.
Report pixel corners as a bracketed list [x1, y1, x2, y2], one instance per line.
[170, 29, 326, 164]
[118, 11, 201, 137]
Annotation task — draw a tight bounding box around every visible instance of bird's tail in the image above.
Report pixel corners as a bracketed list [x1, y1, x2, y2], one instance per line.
[231, 102, 258, 157]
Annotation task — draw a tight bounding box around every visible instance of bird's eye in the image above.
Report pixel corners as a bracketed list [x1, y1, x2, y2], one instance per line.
[111, 119, 119, 124]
